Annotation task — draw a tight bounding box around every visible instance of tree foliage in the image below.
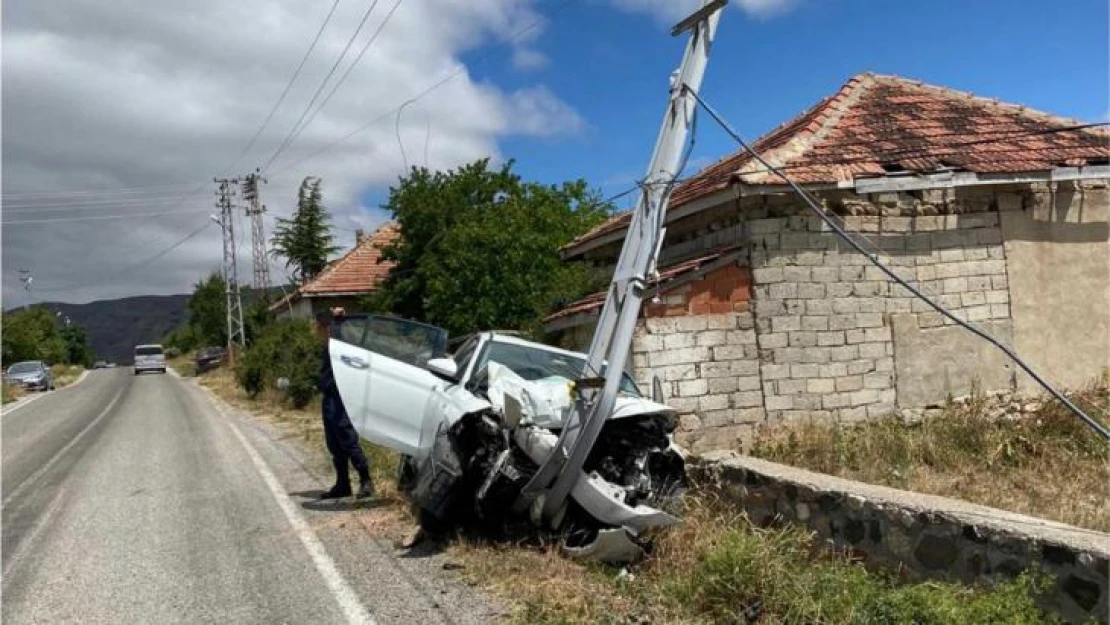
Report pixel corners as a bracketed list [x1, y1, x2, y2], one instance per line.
[236, 318, 321, 408]
[2, 307, 78, 366]
[367, 159, 609, 337]
[61, 325, 95, 368]
[270, 177, 340, 284]
[186, 271, 228, 349]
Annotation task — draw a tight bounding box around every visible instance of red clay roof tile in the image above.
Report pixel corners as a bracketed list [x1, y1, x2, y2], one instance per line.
[565, 73, 1109, 252]
[270, 222, 399, 311]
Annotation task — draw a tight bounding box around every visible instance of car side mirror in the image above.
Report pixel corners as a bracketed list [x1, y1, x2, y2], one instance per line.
[426, 357, 459, 381]
[651, 374, 665, 403]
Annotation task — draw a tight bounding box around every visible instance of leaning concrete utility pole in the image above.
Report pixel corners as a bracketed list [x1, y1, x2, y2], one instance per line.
[525, 0, 728, 526]
[241, 169, 271, 293]
[214, 177, 246, 354]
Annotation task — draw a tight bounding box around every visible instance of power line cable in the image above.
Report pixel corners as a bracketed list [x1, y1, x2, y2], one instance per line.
[34, 222, 216, 293]
[1, 182, 199, 200]
[683, 84, 1110, 441]
[262, 0, 383, 172]
[221, 0, 343, 176]
[2, 207, 209, 226]
[268, 0, 577, 177]
[273, 0, 406, 170]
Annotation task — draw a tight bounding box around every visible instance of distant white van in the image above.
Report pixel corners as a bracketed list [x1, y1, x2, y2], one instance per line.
[134, 344, 167, 375]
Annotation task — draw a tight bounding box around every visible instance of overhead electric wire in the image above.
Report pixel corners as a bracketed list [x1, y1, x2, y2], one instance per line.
[268, 0, 578, 176]
[262, 0, 384, 173]
[221, 0, 343, 176]
[682, 84, 1110, 441]
[34, 222, 216, 293]
[275, 0, 406, 168]
[0, 182, 199, 200]
[2, 208, 210, 226]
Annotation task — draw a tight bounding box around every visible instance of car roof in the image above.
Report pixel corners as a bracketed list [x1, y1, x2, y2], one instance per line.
[10, 360, 44, 366]
[135, 344, 164, 349]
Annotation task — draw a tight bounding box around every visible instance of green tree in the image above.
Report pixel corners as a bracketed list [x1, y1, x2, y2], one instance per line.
[368, 159, 609, 337]
[187, 271, 228, 348]
[60, 324, 95, 367]
[270, 177, 340, 284]
[1, 307, 67, 365]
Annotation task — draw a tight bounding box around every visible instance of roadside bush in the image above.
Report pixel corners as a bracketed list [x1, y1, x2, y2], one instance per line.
[236, 319, 321, 408]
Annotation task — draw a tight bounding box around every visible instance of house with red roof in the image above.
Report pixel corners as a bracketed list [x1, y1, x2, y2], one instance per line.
[270, 222, 399, 320]
[547, 73, 1109, 452]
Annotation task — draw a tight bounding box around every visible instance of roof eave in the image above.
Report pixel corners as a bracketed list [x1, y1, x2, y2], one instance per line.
[851, 165, 1110, 194]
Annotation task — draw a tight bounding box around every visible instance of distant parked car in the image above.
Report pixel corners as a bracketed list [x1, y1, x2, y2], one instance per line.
[4, 360, 55, 391]
[194, 346, 226, 374]
[94, 360, 108, 369]
[133, 344, 167, 375]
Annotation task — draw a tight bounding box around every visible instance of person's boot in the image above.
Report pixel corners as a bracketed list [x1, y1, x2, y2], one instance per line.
[320, 481, 352, 499]
[355, 472, 374, 500]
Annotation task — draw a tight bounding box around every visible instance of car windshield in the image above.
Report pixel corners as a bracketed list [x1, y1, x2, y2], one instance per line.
[480, 340, 642, 397]
[135, 346, 163, 356]
[8, 362, 41, 375]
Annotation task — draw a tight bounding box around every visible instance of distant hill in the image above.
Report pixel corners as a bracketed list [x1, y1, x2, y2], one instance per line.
[8, 287, 289, 364]
[9, 295, 191, 365]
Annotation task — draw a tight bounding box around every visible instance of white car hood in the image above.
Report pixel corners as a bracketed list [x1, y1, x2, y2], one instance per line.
[486, 362, 674, 429]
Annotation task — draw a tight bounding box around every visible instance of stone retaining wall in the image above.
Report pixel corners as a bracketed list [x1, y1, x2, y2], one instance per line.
[692, 452, 1110, 624]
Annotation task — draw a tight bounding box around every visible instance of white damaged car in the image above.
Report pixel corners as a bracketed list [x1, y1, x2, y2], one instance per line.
[330, 314, 688, 562]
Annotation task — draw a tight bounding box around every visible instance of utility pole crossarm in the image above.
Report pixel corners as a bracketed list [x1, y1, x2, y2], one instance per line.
[524, 0, 727, 525]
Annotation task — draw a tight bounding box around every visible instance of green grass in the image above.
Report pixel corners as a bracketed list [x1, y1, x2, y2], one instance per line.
[749, 383, 1110, 532]
[459, 496, 1058, 625]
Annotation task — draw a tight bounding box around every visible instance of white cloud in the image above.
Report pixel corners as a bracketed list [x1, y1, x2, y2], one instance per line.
[1, 0, 581, 305]
[609, 0, 801, 24]
[512, 47, 549, 71]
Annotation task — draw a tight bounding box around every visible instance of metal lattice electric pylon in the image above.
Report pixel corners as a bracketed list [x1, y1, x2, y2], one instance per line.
[241, 169, 271, 293]
[214, 178, 246, 352]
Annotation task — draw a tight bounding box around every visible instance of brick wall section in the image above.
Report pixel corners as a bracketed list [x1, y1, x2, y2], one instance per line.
[750, 213, 1011, 424]
[642, 263, 752, 317]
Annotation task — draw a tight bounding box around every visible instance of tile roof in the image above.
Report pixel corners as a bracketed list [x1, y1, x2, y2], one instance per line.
[270, 222, 399, 311]
[546, 244, 743, 322]
[566, 72, 1109, 252]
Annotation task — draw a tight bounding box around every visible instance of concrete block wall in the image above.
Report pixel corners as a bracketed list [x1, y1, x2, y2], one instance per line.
[694, 452, 1110, 625]
[632, 312, 764, 451]
[749, 213, 1012, 424]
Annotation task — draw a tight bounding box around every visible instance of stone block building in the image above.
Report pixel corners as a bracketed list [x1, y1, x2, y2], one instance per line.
[545, 73, 1110, 452]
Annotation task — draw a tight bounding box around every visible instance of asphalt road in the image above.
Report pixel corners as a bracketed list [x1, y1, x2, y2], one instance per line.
[1, 369, 501, 625]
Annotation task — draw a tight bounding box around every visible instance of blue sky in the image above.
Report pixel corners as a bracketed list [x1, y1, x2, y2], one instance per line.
[399, 0, 1109, 211]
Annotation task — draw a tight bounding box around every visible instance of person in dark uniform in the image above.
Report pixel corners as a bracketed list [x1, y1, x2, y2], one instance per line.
[315, 307, 373, 500]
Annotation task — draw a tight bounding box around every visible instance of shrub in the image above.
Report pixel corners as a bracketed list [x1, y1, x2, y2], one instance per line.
[236, 319, 321, 408]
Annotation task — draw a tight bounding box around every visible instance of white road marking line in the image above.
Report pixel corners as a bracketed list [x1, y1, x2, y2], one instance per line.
[1, 388, 125, 510]
[0, 391, 49, 416]
[219, 403, 376, 625]
[1, 369, 92, 417]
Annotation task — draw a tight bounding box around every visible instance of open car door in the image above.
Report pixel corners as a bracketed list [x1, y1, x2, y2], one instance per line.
[331, 314, 449, 457]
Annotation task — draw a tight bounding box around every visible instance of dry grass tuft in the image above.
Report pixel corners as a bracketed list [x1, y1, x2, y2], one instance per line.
[2, 382, 26, 404]
[750, 384, 1110, 532]
[51, 364, 84, 388]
